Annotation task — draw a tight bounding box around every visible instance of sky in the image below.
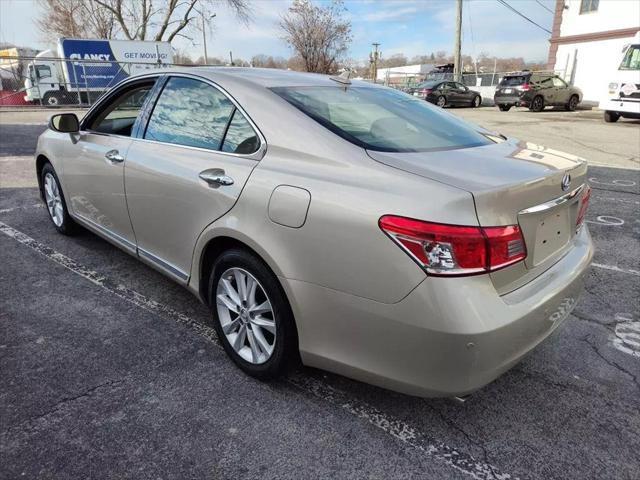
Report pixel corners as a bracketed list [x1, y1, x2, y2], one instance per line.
[0, 0, 556, 63]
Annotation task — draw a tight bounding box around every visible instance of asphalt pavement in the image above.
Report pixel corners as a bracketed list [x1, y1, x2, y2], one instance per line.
[0, 111, 639, 480]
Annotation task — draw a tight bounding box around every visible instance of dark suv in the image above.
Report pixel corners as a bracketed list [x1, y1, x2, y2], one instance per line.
[494, 72, 582, 112]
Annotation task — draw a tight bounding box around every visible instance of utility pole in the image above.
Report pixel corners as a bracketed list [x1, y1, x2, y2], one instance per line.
[369, 43, 381, 82]
[199, 11, 216, 65]
[453, 0, 462, 81]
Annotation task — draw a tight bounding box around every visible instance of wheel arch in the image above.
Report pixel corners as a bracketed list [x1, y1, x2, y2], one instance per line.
[35, 154, 51, 200]
[196, 232, 301, 355]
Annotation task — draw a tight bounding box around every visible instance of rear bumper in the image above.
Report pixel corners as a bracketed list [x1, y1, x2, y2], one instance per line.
[287, 227, 593, 398]
[494, 95, 527, 106]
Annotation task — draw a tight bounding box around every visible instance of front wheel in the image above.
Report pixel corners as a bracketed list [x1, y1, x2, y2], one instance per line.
[472, 95, 481, 108]
[436, 95, 446, 108]
[604, 111, 620, 123]
[565, 95, 579, 111]
[209, 248, 298, 379]
[498, 104, 511, 111]
[41, 163, 78, 235]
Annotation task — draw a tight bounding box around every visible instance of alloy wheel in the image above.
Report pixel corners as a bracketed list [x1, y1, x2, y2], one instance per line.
[437, 96, 446, 107]
[44, 172, 64, 227]
[216, 267, 276, 364]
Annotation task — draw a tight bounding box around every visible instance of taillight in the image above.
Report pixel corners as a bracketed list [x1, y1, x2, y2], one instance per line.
[576, 185, 591, 228]
[520, 83, 531, 91]
[420, 88, 432, 95]
[379, 215, 527, 276]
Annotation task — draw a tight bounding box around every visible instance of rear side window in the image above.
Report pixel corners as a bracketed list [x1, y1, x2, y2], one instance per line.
[222, 109, 260, 154]
[271, 86, 492, 153]
[145, 77, 234, 150]
[499, 76, 528, 86]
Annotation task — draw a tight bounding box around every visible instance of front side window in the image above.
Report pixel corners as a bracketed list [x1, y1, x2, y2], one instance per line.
[620, 45, 640, 70]
[145, 77, 234, 150]
[36, 65, 52, 79]
[90, 84, 153, 136]
[552, 77, 567, 88]
[580, 0, 599, 14]
[271, 86, 492, 153]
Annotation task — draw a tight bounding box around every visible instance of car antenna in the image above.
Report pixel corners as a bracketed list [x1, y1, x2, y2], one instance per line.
[330, 68, 353, 86]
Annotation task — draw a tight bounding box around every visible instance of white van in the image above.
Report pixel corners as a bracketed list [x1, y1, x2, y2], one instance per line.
[599, 31, 640, 122]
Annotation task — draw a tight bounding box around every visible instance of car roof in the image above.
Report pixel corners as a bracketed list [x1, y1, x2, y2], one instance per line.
[154, 66, 379, 89]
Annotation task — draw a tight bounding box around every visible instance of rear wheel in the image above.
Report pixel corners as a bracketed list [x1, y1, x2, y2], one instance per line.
[209, 248, 298, 379]
[498, 104, 511, 111]
[530, 95, 544, 112]
[41, 163, 78, 235]
[436, 95, 446, 108]
[604, 111, 620, 123]
[472, 95, 481, 108]
[565, 94, 579, 111]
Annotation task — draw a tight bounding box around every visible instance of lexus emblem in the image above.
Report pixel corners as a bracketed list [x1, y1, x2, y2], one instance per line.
[561, 173, 571, 191]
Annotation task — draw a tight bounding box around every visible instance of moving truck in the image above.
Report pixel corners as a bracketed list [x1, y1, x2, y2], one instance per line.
[599, 31, 640, 122]
[24, 38, 173, 106]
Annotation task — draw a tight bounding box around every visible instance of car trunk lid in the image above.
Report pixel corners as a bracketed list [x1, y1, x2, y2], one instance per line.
[367, 139, 588, 292]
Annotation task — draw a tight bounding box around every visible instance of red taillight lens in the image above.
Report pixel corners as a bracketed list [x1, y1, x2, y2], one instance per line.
[576, 185, 591, 227]
[520, 83, 531, 91]
[379, 215, 527, 276]
[420, 88, 432, 95]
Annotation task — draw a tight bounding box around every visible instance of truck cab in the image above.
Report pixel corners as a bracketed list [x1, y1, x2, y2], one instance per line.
[599, 31, 640, 122]
[24, 49, 71, 106]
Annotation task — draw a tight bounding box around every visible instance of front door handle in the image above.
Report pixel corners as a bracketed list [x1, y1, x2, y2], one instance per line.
[199, 169, 234, 187]
[105, 149, 125, 163]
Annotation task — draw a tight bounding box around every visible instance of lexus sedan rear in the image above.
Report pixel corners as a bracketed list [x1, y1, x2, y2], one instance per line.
[35, 68, 593, 397]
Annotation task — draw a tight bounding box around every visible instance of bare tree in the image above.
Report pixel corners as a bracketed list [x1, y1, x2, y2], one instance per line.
[251, 54, 287, 69]
[36, 0, 118, 41]
[280, 0, 351, 74]
[37, 0, 251, 43]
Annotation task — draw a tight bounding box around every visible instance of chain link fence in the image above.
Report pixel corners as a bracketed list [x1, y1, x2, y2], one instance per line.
[0, 55, 184, 108]
[1, 54, 567, 108]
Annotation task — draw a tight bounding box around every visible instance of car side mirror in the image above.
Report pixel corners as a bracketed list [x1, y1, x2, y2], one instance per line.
[49, 113, 79, 133]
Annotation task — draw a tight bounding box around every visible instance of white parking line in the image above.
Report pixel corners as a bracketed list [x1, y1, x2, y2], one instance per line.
[592, 263, 640, 277]
[0, 220, 512, 480]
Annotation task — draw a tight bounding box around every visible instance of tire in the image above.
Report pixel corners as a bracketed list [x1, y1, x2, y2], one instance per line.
[604, 111, 620, 123]
[530, 95, 544, 112]
[41, 163, 78, 235]
[498, 105, 511, 111]
[565, 94, 579, 111]
[208, 248, 298, 379]
[42, 92, 60, 107]
[472, 95, 481, 108]
[436, 95, 446, 108]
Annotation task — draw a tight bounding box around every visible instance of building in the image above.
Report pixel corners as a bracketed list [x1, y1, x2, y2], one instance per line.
[547, 0, 640, 104]
[376, 64, 435, 85]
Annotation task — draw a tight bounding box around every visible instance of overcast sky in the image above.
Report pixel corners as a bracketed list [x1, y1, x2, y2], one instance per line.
[0, 0, 555, 62]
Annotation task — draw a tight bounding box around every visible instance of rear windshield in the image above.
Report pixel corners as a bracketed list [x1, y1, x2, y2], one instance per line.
[499, 75, 529, 86]
[270, 86, 492, 153]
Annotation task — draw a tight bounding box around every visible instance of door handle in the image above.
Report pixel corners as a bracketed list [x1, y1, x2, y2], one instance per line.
[199, 169, 234, 187]
[105, 149, 125, 163]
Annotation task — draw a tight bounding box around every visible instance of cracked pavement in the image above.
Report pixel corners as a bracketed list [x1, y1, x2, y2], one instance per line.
[1, 111, 639, 479]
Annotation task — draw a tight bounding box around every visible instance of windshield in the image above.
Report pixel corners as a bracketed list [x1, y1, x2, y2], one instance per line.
[620, 45, 640, 70]
[499, 75, 529, 86]
[270, 86, 492, 153]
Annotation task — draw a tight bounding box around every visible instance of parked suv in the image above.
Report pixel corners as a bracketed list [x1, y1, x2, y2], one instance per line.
[494, 72, 582, 112]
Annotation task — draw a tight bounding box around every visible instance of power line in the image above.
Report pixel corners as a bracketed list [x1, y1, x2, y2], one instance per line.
[534, 0, 554, 14]
[496, 0, 552, 34]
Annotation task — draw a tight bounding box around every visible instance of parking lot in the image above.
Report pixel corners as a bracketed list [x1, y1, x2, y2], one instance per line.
[1, 106, 639, 479]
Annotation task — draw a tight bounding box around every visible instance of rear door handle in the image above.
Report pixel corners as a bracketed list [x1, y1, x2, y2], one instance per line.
[199, 169, 234, 187]
[105, 149, 125, 163]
